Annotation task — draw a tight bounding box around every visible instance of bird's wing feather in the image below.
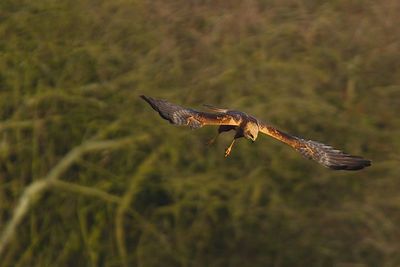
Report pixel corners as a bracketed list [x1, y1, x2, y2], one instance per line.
[258, 122, 371, 170]
[141, 95, 241, 129]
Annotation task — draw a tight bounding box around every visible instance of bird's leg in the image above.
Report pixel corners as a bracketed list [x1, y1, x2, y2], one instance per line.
[224, 128, 243, 157]
[206, 125, 236, 146]
[224, 139, 236, 157]
[206, 133, 219, 146]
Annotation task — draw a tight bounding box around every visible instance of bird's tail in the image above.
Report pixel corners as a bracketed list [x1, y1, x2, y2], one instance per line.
[203, 104, 229, 113]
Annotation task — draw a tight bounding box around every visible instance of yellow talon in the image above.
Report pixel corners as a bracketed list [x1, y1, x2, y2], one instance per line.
[224, 139, 236, 157]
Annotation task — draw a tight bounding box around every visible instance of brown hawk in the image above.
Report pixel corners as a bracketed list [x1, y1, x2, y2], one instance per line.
[141, 95, 371, 171]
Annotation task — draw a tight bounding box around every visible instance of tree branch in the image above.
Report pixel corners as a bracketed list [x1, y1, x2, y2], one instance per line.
[0, 120, 35, 131]
[0, 136, 142, 258]
[49, 179, 122, 204]
[115, 146, 165, 267]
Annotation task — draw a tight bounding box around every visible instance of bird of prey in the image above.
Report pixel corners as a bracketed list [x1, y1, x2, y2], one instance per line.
[140, 95, 371, 171]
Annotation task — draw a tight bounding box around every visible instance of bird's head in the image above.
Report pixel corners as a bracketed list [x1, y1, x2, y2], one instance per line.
[244, 123, 259, 142]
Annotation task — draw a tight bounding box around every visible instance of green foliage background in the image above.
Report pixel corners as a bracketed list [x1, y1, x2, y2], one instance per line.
[1, 0, 399, 266]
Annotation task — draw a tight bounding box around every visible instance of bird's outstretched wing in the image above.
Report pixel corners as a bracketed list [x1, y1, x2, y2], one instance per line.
[258, 122, 371, 170]
[140, 95, 241, 128]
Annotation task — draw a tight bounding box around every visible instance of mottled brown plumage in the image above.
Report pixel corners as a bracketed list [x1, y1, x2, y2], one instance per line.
[141, 95, 371, 171]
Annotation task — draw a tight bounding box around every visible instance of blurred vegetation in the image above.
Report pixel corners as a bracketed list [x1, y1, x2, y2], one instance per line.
[0, 0, 399, 266]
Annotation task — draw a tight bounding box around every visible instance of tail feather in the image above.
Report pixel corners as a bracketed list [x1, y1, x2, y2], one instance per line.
[202, 104, 229, 113]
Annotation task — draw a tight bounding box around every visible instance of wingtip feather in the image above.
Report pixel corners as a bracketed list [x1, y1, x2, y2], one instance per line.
[296, 140, 371, 171]
[140, 95, 151, 102]
[328, 158, 371, 171]
[140, 95, 160, 111]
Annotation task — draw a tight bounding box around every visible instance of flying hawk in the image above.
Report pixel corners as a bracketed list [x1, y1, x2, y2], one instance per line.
[141, 95, 371, 171]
